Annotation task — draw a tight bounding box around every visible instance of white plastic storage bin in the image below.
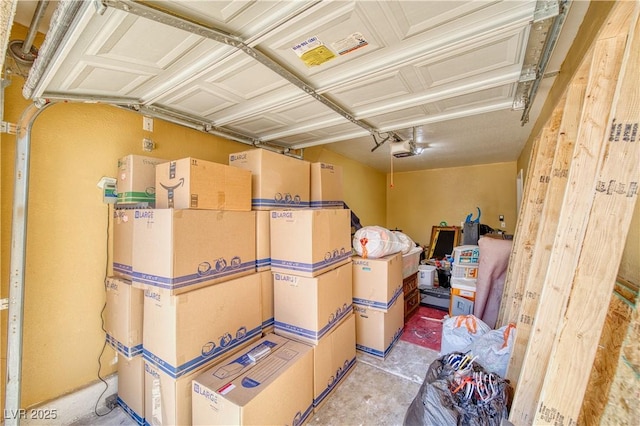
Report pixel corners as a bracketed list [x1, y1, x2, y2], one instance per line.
[451, 263, 479, 279]
[452, 245, 480, 265]
[401, 247, 423, 279]
[417, 264, 436, 287]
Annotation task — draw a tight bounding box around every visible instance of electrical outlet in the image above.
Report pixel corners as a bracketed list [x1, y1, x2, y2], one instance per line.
[143, 116, 153, 132]
[143, 137, 155, 152]
[501, 221, 506, 228]
[105, 394, 118, 410]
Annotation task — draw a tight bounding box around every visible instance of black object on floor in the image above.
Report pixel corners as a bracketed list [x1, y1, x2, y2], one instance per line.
[419, 287, 450, 311]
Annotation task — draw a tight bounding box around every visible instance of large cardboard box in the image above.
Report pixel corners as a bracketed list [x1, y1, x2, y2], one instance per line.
[259, 270, 274, 334]
[255, 210, 271, 271]
[352, 252, 403, 311]
[132, 209, 255, 294]
[270, 209, 351, 277]
[143, 337, 258, 426]
[117, 154, 167, 205]
[192, 334, 314, 426]
[117, 355, 145, 425]
[142, 273, 262, 379]
[310, 162, 343, 208]
[313, 314, 356, 412]
[155, 157, 251, 211]
[354, 297, 404, 359]
[228, 149, 310, 210]
[274, 263, 353, 345]
[105, 276, 143, 358]
[113, 208, 151, 279]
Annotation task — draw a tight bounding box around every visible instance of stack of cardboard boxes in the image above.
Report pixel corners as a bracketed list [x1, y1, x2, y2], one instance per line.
[220, 150, 356, 419]
[107, 151, 364, 426]
[108, 154, 164, 425]
[108, 155, 265, 425]
[107, 150, 396, 425]
[351, 252, 405, 359]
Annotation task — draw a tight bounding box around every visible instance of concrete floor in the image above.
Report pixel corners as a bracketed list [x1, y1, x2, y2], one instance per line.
[72, 340, 439, 426]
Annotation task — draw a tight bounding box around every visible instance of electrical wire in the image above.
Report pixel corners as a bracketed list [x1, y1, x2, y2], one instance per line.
[94, 203, 115, 417]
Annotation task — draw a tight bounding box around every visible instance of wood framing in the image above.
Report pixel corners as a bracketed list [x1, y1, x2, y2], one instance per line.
[507, 2, 640, 424]
[506, 58, 589, 385]
[497, 105, 563, 327]
[533, 5, 640, 422]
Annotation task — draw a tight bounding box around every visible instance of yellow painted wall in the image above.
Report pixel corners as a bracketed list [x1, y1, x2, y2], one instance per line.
[303, 147, 386, 226]
[385, 162, 517, 248]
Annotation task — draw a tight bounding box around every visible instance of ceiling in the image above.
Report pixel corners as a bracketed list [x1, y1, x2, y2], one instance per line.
[8, 0, 588, 173]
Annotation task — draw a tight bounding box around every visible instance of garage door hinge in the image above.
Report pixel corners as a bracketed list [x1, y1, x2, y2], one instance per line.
[1, 121, 17, 134]
[0, 298, 8, 310]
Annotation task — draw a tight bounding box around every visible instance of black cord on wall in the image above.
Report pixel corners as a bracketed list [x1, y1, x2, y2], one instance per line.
[95, 203, 115, 417]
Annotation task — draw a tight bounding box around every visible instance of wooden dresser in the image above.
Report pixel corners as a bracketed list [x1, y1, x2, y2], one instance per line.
[403, 272, 420, 321]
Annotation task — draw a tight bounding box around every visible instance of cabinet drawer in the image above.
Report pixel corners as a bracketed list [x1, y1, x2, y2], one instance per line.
[403, 272, 418, 295]
[404, 288, 420, 319]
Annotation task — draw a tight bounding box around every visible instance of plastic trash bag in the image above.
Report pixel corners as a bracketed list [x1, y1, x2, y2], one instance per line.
[440, 315, 491, 355]
[465, 323, 516, 378]
[391, 230, 416, 254]
[352, 226, 405, 258]
[404, 354, 510, 426]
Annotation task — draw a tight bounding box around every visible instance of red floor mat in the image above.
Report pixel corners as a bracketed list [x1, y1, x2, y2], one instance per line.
[400, 306, 448, 352]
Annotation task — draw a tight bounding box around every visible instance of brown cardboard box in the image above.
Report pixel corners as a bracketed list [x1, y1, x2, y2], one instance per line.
[274, 263, 353, 345]
[105, 276, 143, 358]
[191, 334, 314, 426]
[132, 209, 255, 294]
[117, 355, 145, 424]
[310, 162, 343, 208]
[313, 314, 356, 412]
[270, 209, 351, 277]
[155, 157, 251, 211]
[117, 154, 167, 205]
[113, 208, 152, 279]
[259, 270, 274, 334]
[352, 252, 403, 311]
[143, 337, 259, 426]
[228, 149, 310, 210]
[142, 273, 262, 379]
[354, 298, 404, 359]
[255, 210, 271, 272]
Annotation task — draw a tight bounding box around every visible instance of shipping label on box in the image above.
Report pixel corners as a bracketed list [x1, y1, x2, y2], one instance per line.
[117, 154, 167, 205]
[228, 149, 310, 210]
[352, 252, 403, 311]
[313, 314, 356, 411]
[274, 263, 353, 345]
[155, 157, 251, 211]
[132, 209, 255, 294]
[354, 298, 404, 359]
[105, 276, 143, 358]
[256, 210, 271, 271]
[117, 355, 145, 425]
[192, 334, 313, 426]
[142, 273, 262, 379]
[310, 162, 344, 208]
[270, 209, 352, 277]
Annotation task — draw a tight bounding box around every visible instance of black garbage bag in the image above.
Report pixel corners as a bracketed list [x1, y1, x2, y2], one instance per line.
[404, 353, 510, 426]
